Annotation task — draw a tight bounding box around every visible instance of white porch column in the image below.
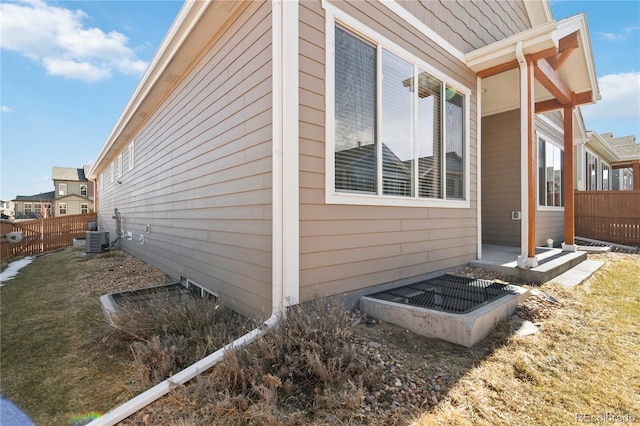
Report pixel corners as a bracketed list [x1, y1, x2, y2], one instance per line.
[516, 42, 538, 269]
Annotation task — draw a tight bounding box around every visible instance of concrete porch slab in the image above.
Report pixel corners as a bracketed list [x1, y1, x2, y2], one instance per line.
[471, 244, 587, 283]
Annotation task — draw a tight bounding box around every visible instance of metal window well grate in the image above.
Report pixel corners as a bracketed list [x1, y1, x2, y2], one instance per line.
[366, 274, 516, 314]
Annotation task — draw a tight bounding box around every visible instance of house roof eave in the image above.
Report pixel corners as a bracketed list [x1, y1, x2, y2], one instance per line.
[89, 0, 206, 180]
[467, 14, 600, 115]
[586, 131, 621, 162]
[89, 1, 245, 181]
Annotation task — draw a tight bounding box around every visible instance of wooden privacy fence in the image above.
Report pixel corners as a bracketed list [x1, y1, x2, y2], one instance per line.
[1, 213, 97, 262]
[575, 191, 640, 246]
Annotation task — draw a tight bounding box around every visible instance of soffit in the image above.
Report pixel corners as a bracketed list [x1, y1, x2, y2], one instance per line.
[466, 14, 599, 117]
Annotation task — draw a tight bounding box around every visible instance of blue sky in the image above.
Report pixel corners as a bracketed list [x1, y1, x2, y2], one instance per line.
[1, 0, 639, 200]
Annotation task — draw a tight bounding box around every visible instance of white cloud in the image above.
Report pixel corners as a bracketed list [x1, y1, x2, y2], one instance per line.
[0, 0, 148, 82]
[597, 26, 639, 42]
[43, 58, 111, 82]
[582, 72, 640, 121]
[1, 106, 13, 113]
[581, 72, 640, 137]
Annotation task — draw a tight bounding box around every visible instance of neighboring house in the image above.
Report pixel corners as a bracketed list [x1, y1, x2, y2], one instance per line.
[11, 166, 94, 219]
[89, 0, 599, 318]
[1, 200, 15, 220]
[52, 166, 95, 216]
[12, 192, 54, 219]
[572, 126, 639, 191]
[594, 133, 639, 191]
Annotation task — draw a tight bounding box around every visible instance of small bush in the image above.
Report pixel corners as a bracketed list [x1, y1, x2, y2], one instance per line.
[204, 298, 373, 422]
[109, 292, 252, 387]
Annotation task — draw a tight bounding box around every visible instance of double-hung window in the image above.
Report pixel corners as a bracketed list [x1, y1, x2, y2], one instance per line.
[585, 151, 598, 191]
[59, 183, 67, 196]
[538, 136, 564, 208]
[330, 24, 469, 206]
[602, 163, 610, 190]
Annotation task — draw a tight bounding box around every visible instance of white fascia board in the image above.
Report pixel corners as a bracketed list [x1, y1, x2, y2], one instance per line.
[574, 107, 587, 144]
[89, 1, 208, 179]
[586, 131, 619, 162]
[465, 22, 557, 73]
[556, 14, 600, 102]
[538, 114, 563, 136]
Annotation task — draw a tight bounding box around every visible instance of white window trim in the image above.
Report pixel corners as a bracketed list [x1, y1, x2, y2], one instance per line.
[80, 203, 89, 214]
[117, 153, 123, 178]
[59, 183, 67, 196]
[585, 147, 599, 191]
[80, 184, 87, 196]
[128, 141, 135, 171]
[536, 131, 564, 212]
[601, 162, 611, 190]
[324, 6, 471, 208]
[59, 202, 67, 215]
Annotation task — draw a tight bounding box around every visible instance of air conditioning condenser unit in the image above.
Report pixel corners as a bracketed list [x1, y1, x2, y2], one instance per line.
[86, 231, 109, 253]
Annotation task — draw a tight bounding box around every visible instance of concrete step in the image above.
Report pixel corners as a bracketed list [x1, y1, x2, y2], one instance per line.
[522, 250, 587, 283]
[470, 247, 588, 284]
[547, 259, 605, 288]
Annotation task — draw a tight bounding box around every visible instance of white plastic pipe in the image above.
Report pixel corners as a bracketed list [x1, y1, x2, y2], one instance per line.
[88, 1, 300, 424]
[88, 314, 279, 426]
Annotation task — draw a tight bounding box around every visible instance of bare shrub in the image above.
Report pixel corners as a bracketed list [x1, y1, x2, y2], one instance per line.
[109, 291, 252, 386]
[203, 298, 374, 423]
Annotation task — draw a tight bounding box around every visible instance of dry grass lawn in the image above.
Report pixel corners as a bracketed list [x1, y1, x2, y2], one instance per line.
[415, 253, 640, 425]
[1, 248, 638, 425]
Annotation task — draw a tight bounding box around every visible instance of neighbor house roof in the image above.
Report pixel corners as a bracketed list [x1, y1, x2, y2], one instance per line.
[600, 134, 640, 161]
[13, 191, 55, 202]
[586, 132, 640, 163]
[52, 166, 88, 182]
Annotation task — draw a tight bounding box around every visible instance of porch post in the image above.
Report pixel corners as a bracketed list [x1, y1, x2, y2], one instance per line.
[516, 42, 538, 268]
[526, 59, 537, 259]
[562, 106, 577, 251]
[633, 160, 640, 191]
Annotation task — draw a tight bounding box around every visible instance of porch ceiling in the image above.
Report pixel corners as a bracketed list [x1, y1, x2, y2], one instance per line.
[466, 14, 599, 117]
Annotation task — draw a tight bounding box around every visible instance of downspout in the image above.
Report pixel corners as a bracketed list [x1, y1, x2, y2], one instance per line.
[476, 76, 483, 260]
[515, 41, 537, 268]
[87, 1, 299, 424]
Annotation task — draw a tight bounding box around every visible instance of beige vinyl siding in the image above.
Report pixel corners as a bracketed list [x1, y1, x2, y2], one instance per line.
[54, 195, 91, 215]
[535, 113, 565, 246]
[55, 181, 92, 199]
[481, 109, 521, 246]
[396, 0, 531, 53]
[97, 1, 273, 318]
[481, 110, 567, 247]
[299, 0, 478, 302]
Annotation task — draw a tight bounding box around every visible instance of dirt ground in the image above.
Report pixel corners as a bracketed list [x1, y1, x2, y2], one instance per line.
[78, 248, 568, 424]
